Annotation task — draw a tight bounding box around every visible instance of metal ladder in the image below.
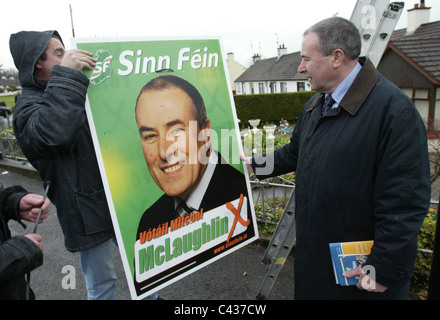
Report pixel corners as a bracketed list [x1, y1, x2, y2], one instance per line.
[351, 0, 405, 67]
[256, 190, 296, 300]
[255, 0, 405, 300]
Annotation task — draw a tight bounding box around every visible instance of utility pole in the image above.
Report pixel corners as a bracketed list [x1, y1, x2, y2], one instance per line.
[69, 4, 75, 38]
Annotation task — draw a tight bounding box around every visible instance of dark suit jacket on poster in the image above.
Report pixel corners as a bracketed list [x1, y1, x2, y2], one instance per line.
[136, 153, 250, 237]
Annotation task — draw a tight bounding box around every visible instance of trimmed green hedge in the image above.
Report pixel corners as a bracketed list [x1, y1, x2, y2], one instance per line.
[234, 91, 317, 127]
[0, 92, 19, 110]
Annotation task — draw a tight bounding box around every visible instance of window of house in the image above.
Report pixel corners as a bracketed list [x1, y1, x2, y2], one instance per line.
[280, 82, 287, 93]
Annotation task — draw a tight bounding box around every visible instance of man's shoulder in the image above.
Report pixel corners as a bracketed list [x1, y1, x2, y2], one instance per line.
[137, 194, 175, 237]
[374, 74, 416, 109]
[144, 194, 174, 212]
[213, 156, 246, 187]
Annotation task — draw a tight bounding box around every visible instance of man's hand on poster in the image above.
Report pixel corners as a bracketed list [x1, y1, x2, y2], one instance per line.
[62, 49, 97, 72]
[240, 155, 253, 174]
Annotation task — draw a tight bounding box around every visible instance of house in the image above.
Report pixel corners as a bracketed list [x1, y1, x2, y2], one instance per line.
[234, 45, 311, 95]
[226, 52, 247, 94]
[377, 0, 440, 130]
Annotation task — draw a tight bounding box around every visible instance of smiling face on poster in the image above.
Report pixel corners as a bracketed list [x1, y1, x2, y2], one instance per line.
[72, 37, 258, 299]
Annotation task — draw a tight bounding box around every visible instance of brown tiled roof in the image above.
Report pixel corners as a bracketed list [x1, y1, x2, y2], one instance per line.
[389, 21, 440, 83]
[391, 20, 440, 40]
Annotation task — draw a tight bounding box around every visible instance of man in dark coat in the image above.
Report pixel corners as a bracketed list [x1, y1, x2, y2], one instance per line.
[9, 30, 120, 299]
[249, 17, 431, 299]
[0, 185, 49, 299]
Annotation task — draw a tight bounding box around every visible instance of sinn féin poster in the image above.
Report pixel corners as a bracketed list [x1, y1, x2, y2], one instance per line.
[72, 37, 258, 299]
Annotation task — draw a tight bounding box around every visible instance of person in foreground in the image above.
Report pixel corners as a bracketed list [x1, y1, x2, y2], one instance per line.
[0, 184, 50, 299]
[245, 17, 431, 299]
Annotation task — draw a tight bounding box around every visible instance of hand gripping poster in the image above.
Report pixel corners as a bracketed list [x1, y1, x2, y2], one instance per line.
[72, 37, 258, 299]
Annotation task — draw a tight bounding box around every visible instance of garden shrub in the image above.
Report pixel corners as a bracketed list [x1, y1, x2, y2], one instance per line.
[411, 207, 437, 298]
[234, 91, 316, 127]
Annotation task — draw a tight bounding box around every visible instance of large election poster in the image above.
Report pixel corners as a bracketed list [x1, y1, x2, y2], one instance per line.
[72, 37, 259, 299]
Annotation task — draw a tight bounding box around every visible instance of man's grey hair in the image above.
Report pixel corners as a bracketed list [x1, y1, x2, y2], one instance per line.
[304, 17, 361, 61]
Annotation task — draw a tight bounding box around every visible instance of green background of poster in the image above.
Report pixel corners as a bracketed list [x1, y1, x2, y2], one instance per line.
[75, 38, 243, 276]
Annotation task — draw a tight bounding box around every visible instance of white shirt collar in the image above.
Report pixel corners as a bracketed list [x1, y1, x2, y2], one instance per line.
[329, 62, 362, 108]
[174, 150, 218, 210]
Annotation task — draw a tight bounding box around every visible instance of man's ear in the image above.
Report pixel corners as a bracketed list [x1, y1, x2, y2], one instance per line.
[197, 119, 212, 165]
[200, 119, 212, 144]
[34, 59, 44, 78]
[332, 49, 344, 69]
[35, 59, 43, 70]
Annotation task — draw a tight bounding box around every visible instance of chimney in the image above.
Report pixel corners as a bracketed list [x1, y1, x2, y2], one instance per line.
[407, 0, 431, 33]
[277, 44, 287, 58]
[253, 54, 261, 64]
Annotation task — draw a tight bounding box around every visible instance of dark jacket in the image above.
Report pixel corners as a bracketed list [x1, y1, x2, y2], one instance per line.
[254, 59, 431, 299]
[0, 185, 43, 300]
[10, 30, 114, 252]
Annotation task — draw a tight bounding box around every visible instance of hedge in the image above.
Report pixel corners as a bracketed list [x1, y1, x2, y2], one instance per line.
[233, 91, 317, 128]
[0, 92, 19, 110]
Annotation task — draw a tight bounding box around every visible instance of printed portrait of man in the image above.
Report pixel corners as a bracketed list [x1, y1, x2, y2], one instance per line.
[134, 75, 250, 239]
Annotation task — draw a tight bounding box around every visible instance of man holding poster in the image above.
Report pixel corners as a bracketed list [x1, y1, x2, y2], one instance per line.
[9, 30, 119, 300]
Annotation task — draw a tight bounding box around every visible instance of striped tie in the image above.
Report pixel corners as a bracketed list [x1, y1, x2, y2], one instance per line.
[176, 201, 196, 217]
[322, 94, 335, 116]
